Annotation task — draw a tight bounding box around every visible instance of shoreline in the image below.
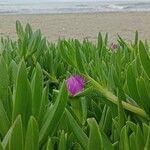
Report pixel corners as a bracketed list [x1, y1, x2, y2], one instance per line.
[1, 11, 150, 16]
[0, 12, 150, 43]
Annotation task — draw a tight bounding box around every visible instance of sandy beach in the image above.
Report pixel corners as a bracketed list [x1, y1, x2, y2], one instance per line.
[0, 12, 150, 42]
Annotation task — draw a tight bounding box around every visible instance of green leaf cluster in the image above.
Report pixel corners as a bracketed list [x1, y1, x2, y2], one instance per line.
[0, 21, 149, 150]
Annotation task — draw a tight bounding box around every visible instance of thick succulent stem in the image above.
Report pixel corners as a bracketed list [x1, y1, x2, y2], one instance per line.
[85, 74, 148, 119]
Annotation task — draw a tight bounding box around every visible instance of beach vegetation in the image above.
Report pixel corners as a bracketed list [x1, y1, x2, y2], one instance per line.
[0, 21, 149, 150]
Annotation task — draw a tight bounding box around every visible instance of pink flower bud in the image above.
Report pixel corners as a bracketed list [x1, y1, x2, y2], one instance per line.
[111, 42, 118, 51]
[66, 75, 84, 96]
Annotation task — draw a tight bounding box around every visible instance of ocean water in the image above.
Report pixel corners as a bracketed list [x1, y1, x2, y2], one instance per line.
[0, 0, 150, 14]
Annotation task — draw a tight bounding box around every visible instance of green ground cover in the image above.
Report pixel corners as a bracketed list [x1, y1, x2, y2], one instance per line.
[0, 21, 150, 150]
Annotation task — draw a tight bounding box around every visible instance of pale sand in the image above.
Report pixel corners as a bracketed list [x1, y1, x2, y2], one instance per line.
[0, 12, 150, 42]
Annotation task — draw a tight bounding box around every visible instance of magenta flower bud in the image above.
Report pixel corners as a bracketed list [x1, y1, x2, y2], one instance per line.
[111, 42, 118, 51]
[66, 75, 84, 96]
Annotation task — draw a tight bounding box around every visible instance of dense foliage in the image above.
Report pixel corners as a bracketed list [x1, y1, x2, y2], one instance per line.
[0, 20, 150, 150]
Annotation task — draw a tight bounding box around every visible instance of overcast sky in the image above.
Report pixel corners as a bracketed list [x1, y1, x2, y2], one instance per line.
[0, 0, 96, 3]
[0, 0, 150, 3]
[1, 0, 89, 2]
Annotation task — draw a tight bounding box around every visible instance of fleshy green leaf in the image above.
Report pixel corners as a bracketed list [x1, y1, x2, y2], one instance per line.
[38, 86, 49, 127]
[31, 63, 43, 119]
[117, 88, 126, 130]
[58, 130, 67, 150]
[137, 77, 150, 115]
[119, 126, 129, 150]
[24, 116, 39, 150]
[145, 129, 150, 150]
[46, 138, 53, 150]
[9, 115, 24, 150]
[0, 56, 9, 106]
[66, 109, 88, 150]
[75, 40, 86, 73]
[8, 60, 18, 86]
[12, 60, 32, 128]
[16, 20, 24, 40]
[87, 118, 103, 150]
[139, 41, 150, 79]
[2, 125, 13, 149]
[134, 31, 138, 46]
[129, 133, 137, 150]
[97, 32, 103, 51]
[39, 81, 68, 146]
[0, 141, 3, 150]
[136, 125, 144, 150]
[0, 101, 10, 137]
[126, 64, 140, 104]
